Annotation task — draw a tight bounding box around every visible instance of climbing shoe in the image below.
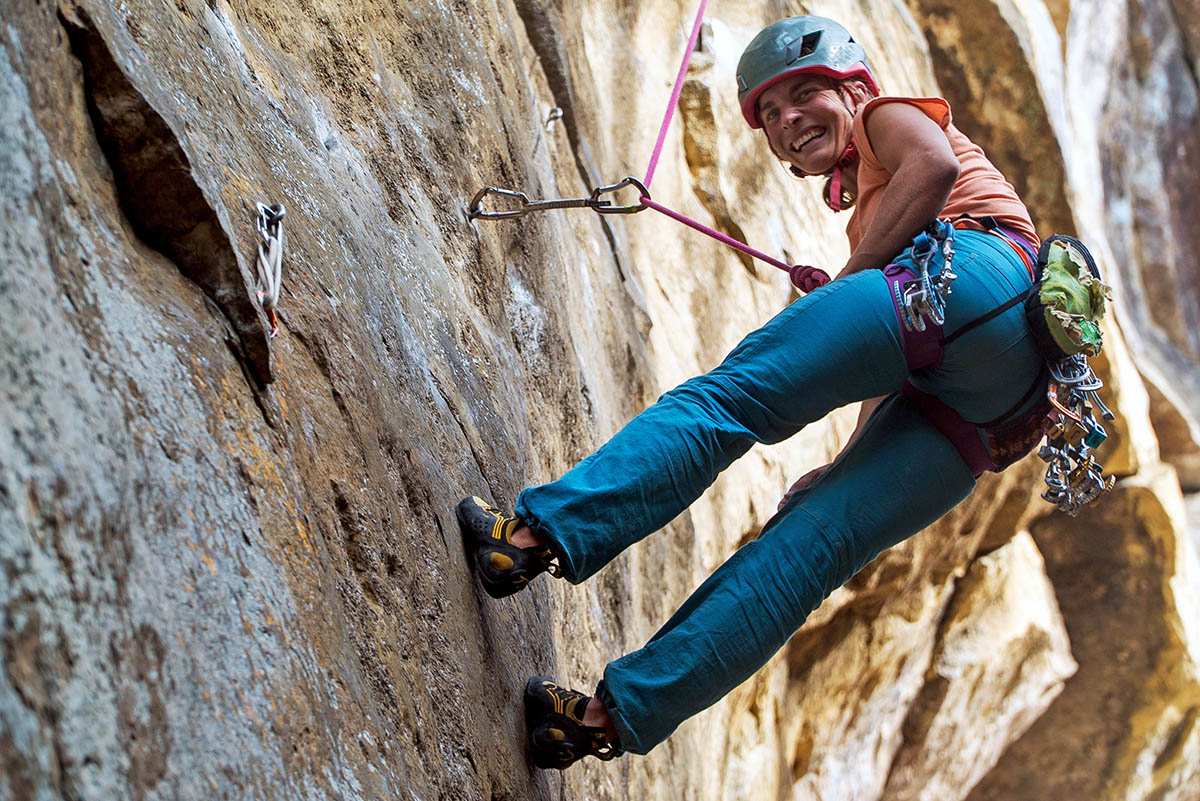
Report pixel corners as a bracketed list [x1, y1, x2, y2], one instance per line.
[524, 676, 617, 769]
[456, 496, 560, 599]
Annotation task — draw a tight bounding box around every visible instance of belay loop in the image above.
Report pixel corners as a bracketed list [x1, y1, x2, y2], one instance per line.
[254, 202, 285, 338]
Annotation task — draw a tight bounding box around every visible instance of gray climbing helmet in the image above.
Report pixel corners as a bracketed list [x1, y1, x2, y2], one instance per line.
[737, 16, 878, 129]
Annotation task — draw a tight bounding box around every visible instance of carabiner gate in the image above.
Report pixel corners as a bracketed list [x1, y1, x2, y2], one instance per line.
[591, 176, 650, 214]
[468, 187, 532, 220]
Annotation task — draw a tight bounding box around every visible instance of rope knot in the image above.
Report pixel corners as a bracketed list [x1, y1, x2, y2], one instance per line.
[789, 265, 831, 292]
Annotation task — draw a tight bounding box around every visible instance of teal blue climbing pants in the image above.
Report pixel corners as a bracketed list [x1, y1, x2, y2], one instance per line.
[514, 230, 1042, 755]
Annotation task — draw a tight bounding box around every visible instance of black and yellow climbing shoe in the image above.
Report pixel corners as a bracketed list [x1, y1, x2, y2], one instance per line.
[456, 496, 561, 599]
[524, 676, 617, 769]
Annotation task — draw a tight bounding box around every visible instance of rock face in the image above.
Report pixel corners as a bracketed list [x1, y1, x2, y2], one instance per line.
[1, 2, 1198, 801]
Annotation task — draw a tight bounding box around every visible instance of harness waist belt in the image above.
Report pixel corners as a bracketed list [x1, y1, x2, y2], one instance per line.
[883, 239, 1050, 477]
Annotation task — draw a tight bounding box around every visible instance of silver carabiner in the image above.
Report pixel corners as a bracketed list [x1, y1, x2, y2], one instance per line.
[468, 187, 531, 220]
[590, 176, 650, 214]
[256, 202, 285, 237]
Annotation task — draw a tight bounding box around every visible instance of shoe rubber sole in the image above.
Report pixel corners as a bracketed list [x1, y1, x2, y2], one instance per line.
[524, 675, 615, 769]
[456, 496, 545, 599]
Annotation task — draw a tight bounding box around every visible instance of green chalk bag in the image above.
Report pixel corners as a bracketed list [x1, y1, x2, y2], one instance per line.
[1025, 235, 1112, 361]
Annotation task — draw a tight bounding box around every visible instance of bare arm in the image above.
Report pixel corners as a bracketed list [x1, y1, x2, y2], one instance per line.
[780, 106, 954, 508]
[838, 102, 960, 277]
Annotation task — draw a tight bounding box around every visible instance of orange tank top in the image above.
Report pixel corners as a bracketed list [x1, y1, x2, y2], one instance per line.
[844, 96, 1039, 252]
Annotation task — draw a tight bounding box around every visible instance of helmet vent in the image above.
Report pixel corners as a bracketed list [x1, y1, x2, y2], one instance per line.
[786, 32, 822, 64]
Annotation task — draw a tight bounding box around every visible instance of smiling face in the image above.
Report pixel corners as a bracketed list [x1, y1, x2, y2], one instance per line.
[757, 75, 859, 176]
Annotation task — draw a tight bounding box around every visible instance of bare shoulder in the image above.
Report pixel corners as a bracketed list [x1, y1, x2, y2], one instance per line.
[863, 100, 955, 173]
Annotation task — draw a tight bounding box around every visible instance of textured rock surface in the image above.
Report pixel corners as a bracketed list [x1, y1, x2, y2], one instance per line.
[1, 2, 1198, 801]
[966, 468, 1200, 801]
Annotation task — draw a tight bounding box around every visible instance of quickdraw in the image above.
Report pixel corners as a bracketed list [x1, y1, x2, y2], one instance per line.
[254, 201, 285, 338]
[468, 177, 649, 220]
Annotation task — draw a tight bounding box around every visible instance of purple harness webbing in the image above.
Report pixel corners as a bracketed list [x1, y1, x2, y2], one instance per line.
[883, 262, 943, 371]
[636, 0, 830, 293]
[886, 225, 1047, 477]
[901, 385, 994, 476]
[883, 260, 992, 475]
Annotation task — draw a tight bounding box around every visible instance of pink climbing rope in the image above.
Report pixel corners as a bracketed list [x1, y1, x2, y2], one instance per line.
[639, 197, 828, 290]
[643, 0, 709, 189]
[639, 197, 788, 270]
[637, 0, 829, 291]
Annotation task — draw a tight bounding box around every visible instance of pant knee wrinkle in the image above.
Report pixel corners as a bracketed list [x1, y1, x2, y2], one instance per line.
[768, 502, 854, 600]
[670, 374, 773, 449]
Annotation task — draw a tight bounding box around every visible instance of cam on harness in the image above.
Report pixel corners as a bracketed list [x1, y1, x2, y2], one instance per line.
[889, 216, 1115, 515]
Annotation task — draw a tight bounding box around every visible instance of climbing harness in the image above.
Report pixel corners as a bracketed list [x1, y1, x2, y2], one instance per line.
[465, 1, 832, 293]
[254, 202, 285, 338]
[892, 220, 1116, 515]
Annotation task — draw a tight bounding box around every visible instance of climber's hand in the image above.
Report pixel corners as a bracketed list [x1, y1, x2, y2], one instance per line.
[788, 265, 831, 292]
[778, 465, 829, 512]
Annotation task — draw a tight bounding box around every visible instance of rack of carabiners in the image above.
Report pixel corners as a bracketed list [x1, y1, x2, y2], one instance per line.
[1040, 356, 1115, 515]
[896, 220, 958, 331]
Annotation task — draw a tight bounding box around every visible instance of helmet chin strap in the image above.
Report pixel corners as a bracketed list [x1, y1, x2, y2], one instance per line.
[828, 140, 858, 211]
[826, 85, 869, 211]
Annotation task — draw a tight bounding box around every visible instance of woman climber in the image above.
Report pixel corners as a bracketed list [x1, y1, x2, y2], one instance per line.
[458, 15, 1047, 768]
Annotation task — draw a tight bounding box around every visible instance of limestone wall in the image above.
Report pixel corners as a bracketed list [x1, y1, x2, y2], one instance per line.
[1, 1, 1197, 800]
